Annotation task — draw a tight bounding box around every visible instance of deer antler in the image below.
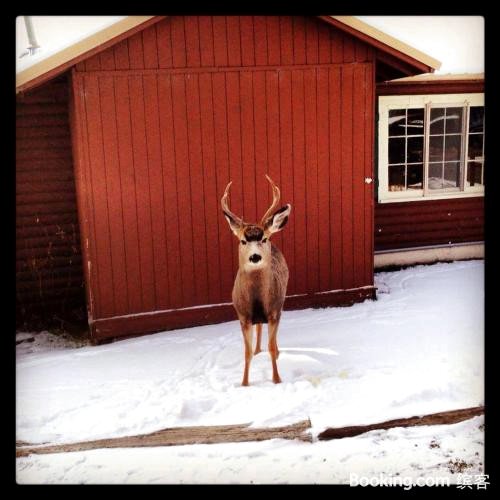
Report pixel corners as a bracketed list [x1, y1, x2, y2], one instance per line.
[260, 174, 281, 225]
[221, 181, 243, 224]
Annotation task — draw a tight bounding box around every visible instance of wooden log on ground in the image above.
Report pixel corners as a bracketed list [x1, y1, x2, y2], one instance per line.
[318, 406, 484, 441]
[16, 406, 484, 457]
[16, 419, 312, 457]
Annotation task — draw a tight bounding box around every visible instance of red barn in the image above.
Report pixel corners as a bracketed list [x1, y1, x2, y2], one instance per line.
[17, 16, 454, 342]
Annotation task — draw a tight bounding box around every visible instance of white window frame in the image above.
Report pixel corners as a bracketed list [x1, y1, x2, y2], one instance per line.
[378, 93, 485, 203]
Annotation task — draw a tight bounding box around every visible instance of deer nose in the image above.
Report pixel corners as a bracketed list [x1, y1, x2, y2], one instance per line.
[249, 254, 262, 263]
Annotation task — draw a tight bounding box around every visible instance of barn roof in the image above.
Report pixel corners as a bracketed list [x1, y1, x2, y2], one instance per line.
[376, 72, 484, 96]
[384, 72, 484, 82]
[16, 15, 441, 94]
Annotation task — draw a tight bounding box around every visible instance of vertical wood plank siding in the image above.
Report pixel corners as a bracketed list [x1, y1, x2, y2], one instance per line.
[79, 16, 374, 71]
[71, 16, 375, 339]
[16, 76, 85, 328]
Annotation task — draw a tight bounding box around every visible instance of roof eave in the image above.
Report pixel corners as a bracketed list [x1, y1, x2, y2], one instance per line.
[320, 16, 441, 75]
[16, 16, 164, 94]
[387, 72, 484, 83]
[16, 15, 442, 94]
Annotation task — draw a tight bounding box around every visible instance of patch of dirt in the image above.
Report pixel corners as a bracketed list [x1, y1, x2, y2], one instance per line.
[16, 330, 89, 355]
[447, 459, 475, 474]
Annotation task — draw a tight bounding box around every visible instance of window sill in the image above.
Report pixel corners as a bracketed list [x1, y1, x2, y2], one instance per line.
[378, 191, 484, 203]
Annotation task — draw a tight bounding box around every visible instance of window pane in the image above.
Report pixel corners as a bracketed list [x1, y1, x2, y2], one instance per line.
[445, 107, 463, 134]
[467, 161, 483, 187]
[429, 135, 444, 162]
[389, 137, 405, 164]
[389, 165, 405, 191]
[428, 163, 443, 190]
[406, 108, 424, 135]
[389, 109, 406, 136]
[469, 106, 484, 133]
[407, 164, 423, 189]
[443, 162, 460, 188]
[430, 108, 445, 134]
[468, 133, 484, 160]
[407, 136, 423, 163]
[445, 134, 462, 161]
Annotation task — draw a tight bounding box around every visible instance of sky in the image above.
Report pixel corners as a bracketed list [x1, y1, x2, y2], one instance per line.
[16, 16, 484, 75]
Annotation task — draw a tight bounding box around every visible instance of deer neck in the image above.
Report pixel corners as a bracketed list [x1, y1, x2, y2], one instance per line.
[238, 263, 272, 290]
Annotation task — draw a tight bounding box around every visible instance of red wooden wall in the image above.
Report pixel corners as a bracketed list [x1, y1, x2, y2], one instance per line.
[16, 76, 85, 329]
[77, 16, 374, 71]
[375, 198, 484, 251]
[70, 16, 376, 340]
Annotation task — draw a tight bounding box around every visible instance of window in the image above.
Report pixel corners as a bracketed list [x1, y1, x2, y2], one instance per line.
[378, 93, 485, 203]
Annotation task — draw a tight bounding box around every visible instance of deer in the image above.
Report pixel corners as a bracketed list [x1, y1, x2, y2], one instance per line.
[221, 175, 292, 386]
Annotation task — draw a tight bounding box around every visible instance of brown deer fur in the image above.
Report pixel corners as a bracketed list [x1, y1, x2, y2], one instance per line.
[221, 176, 291, 386]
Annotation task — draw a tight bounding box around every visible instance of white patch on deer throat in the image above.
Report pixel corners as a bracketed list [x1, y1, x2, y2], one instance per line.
[244, 260, 265, 271]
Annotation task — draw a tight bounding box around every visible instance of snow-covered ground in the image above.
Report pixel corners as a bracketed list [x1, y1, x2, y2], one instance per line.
[16, 260, 484, 485]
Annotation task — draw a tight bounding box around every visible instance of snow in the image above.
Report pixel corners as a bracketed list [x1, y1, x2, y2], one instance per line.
[16, 17, 483, 76]
[16, 16, 126, 73]
[16, 260, 484, 484]
[427, 177, 459, 190]
[17, 417, 484, 485]
[356, 16, 484, 74]
[15, 331, 87, 356]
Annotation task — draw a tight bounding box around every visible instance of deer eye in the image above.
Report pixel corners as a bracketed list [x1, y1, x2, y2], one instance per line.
[262, 238, 267, 243]
[240, 240, 247, 245]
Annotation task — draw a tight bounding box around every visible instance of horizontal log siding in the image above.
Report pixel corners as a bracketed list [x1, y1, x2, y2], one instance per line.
[375, 198, 484, 251]
[16, 76, 85, 328]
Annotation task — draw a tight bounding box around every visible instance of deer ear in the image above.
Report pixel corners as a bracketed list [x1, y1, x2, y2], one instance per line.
[223, 211, 243, 237]
[264, 204, 291, 234]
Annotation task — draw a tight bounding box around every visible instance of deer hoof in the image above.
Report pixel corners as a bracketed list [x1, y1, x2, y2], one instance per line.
[241, 380, 250, 387]
[254, 347, 262, 355]
[273, 376, 282, 384]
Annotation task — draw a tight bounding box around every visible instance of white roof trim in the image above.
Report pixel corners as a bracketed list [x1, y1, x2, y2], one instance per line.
[331, 16, 441, 71]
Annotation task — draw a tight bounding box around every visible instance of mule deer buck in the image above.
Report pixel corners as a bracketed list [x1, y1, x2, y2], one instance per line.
[221, 175, 291, 386]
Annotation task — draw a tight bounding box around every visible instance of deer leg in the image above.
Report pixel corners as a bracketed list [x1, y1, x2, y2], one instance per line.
[254, 323, 263, 355]
[268, 319, 282, 384]
[240, 321, 253, 386]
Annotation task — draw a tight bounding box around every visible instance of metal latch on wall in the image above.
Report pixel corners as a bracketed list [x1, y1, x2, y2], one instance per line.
[365, 177, 373, 184]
